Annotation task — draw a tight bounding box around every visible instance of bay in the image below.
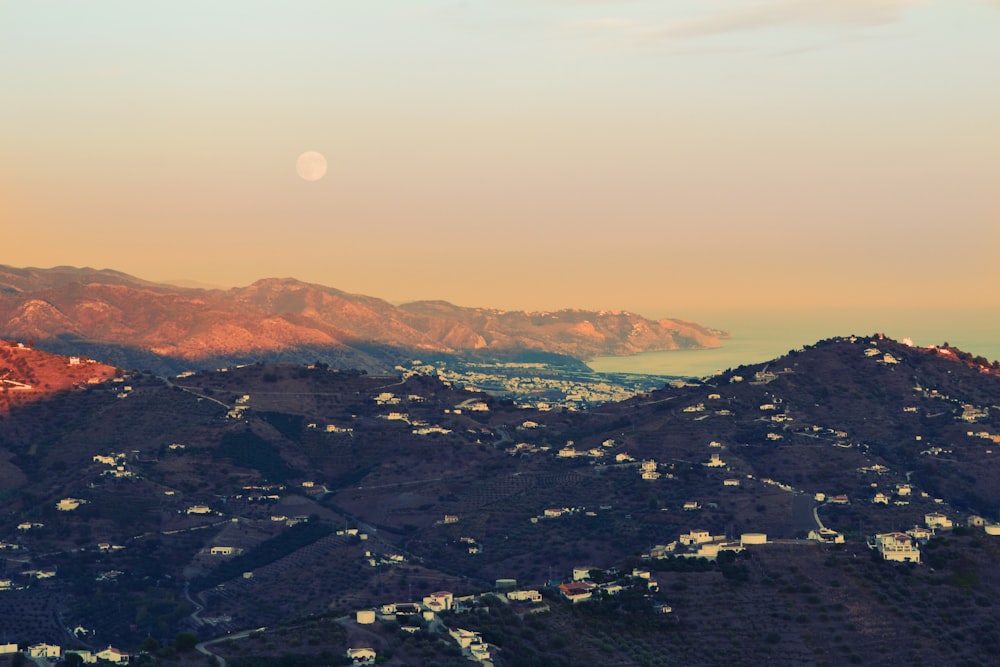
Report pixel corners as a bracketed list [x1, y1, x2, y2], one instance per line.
[588, 308, 1000, 378]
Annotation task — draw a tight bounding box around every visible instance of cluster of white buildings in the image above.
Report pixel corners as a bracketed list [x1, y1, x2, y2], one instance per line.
[431, 365, 644, 407]
[0, 643, 129, 664]
[92, 451, 136, 479]
[645, 528, 759, 560]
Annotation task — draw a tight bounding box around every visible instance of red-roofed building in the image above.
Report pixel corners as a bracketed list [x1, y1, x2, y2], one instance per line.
[558, 581, 595, 603]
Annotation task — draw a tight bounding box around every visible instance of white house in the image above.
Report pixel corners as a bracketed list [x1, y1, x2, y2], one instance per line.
[470, 643, 492, 661]
[449, 628, 482, 649]
[347, 647, 376, 665]
[507, 589, 542, 603]
[808, 528, 845, 544]
[558, 581, 595, 603]
[874, 532, 920, 563]
[56, 497, 85, 511]
[96, 646, 130, 664]
[29, 644, 62, 659]
[679, 529, 714, 546]
[906, 526, 934, 542]
[422, 590, 453, 612]
[705, 453, 726, 468]
[925, 512, 953, 530]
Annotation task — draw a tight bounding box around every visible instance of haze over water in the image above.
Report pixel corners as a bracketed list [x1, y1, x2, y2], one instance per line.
[589, 308, 1000, 378]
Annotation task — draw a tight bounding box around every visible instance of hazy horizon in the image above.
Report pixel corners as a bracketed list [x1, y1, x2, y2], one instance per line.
[4, 2, 999, 318]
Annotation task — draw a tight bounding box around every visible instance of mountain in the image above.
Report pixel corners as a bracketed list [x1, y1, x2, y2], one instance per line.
[0, 334, 998, 666]
[0, 265, 726, 373]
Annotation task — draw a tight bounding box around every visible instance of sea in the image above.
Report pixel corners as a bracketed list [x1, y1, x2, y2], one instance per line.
[588, 308, 1000, 379]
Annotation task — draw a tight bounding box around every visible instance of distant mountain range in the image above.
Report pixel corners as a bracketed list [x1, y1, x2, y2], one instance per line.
[0, 265, 726, 373]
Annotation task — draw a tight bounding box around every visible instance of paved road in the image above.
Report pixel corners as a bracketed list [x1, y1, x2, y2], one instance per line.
[196, 627, 262, 667]
[790, 493, 821, 534]
[161, 376, 232, 410]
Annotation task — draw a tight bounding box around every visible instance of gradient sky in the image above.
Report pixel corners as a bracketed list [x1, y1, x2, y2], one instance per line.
[3, 1, 999, 317]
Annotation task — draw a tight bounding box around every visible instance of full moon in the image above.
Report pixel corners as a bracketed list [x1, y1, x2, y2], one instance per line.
[296, 151, 327, 181]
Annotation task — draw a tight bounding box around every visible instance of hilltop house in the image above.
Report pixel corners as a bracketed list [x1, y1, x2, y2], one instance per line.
[925, 512, 953, 530]
[874, 532, 920, 563]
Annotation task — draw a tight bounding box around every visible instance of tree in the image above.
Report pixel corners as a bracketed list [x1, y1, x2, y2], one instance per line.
[174, 632, 198, 652]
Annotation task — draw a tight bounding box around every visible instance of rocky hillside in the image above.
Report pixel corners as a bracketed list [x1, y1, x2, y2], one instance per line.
[0, 340, 119, 414]
[0, 265, 725, 372]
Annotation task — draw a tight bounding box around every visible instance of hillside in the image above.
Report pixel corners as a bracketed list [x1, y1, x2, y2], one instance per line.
[0, 265, 726, 374]
[0, 335, 998, 666]
[0, 340, 119, 414]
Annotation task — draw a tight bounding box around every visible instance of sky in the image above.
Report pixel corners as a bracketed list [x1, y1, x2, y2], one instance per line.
[3, 1, 999, 323]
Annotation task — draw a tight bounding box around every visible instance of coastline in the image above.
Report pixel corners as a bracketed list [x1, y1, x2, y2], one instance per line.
[589, 308, 1000, 378]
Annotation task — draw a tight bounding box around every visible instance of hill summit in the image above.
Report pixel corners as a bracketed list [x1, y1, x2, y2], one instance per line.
[0, 340, 119, 413]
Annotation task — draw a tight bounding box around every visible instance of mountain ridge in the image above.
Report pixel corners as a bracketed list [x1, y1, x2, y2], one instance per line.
[0, 265, 726, 373]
